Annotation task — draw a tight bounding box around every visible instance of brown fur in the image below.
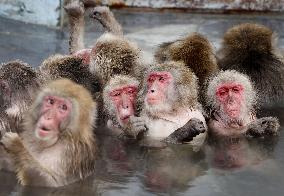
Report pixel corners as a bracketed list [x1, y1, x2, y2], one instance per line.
[218, 23, 284, 106]
[90, 6, 123, 36]
[39, 54, 101, 96]
[155, 33, 218, 85]
[90, 33, 141, 86]
[0, 60, 41, 130]
[2, 79, 97, 187]
[64, 0, 86, 54]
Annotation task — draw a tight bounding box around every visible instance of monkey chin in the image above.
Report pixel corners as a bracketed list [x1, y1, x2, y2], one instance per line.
[35, 128, 59, 147]
[145, 100, 174, 117]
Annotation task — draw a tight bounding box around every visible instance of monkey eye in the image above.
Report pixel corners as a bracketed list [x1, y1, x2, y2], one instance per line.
[111, 92, 121, 97]
[61, 104, 68, 111]
[159, 76, 165, 82]
[232, 87, 240, 93]
[47, 98, 55, 105]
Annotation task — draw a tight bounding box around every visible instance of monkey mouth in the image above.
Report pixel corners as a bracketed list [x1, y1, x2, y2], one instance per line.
[120, 115, 131, 124]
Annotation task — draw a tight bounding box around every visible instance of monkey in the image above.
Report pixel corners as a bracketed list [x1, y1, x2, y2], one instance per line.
[0, 79, 97, 187]
[38, 54, 101, 97]
[89, 33, 142, 86]
[155, 33, 218, 89]
[89, 6, 123, 36]
[64, 0, 87, 56]
[217, 23, 284, 107]
[127, 61, 207, 147]
[102, 75, 146, 139]
[205, 70, 280, 138]
[0, 60, 41, 129]
[65, 1, 123, 65]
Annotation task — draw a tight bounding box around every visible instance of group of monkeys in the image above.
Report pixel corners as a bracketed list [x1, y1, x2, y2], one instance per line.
[0, 0, 283, 188]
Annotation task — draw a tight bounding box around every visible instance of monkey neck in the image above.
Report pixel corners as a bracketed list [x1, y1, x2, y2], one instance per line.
[69, 16, 85, 54]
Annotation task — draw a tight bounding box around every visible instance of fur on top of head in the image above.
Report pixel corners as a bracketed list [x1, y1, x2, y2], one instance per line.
[26, 79, 96, 140]
[206, 70, 257, 110]
[144, 61, 199, 108]
[221, 23, 275, 56]
[90, 33, 141, 82]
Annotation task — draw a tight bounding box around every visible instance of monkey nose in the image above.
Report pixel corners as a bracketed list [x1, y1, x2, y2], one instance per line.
[150, 89, 155, 93]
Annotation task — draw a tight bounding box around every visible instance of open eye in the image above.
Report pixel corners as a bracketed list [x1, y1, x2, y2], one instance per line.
[47, 98, 55, 105]
[61, 104, 68, 111]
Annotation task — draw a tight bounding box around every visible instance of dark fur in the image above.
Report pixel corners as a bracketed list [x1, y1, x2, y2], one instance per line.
[39, 54, 101, 96]
[155, 33, 218, 85]
[218, 23, 284, 106]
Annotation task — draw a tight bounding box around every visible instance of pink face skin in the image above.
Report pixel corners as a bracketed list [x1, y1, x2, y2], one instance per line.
[216, 83, 244, 119]
[109, 85, 138, 126]
[35, 96, 72, 142]
[74, 49, 91, 65]
[146, 71, 173, 105]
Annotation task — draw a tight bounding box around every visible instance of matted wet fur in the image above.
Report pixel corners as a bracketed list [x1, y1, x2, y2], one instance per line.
[39, 54, 101, 96]
[155, 33, 218, 86]
[1, 79, 97, 187]
[218, 23, 284, 106]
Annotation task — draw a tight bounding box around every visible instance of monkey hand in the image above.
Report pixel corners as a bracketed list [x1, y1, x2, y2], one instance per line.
[122, 116, 147, 140]
[245, 117, 280, 138]
[1, 132, 23, 154]
[164, 118, 206, 144]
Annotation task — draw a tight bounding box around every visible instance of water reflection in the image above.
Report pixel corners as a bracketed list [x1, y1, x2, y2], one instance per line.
[0, 108, 283, 195]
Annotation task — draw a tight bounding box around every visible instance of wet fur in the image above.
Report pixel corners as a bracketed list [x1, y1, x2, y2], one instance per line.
[218, 23, 284, 106]
[4, 79, 97, 187]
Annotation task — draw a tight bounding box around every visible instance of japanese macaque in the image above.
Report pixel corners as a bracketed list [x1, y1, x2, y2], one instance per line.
[218, 23, 284, 106]
[1, 79, 97, 187]
[65, 0, 123, 65]
[131, 61, 207, 146]
[89, 6, 123, 36]
[0, 60, 41, 127]
[103, 75, 144, 138]
[206, 70, 280, 138]
[38, 54, 100, 96]
[155, 33, 218, 86]
[89, 33, 142, 86]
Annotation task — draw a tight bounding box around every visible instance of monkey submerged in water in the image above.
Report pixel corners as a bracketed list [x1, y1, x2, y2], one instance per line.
[126, 61, 207, 147]
[218, 23, 284, 107]
[1, 79, 97, 187]
[206, 70, 280, 138]
[103, 75, 145, 139]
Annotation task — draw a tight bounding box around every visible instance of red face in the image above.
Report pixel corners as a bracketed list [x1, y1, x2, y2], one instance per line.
[109, 85, 137, 126]
[35, 96, 72, 142]
[216, 83, 244, 118]
[74, 49, 91, 65]
[146, 71, 173, 105]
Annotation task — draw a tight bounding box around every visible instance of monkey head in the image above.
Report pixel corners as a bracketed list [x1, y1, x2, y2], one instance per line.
[143, 61, 199, 117]
[0, 60, 40, 113]
[206, 70, 257, 124]
[89, 6, 112, 28]
[103, 75, 139, 127]
[25, 79, 96, 147]
[89, 33, 140, 84]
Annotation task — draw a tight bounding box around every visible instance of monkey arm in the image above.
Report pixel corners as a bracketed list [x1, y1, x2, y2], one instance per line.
[1, 132, 58, 185]
[64, 0, 85, 54]
[164, 118, 206, 144]
[245, 117, 280, 139]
